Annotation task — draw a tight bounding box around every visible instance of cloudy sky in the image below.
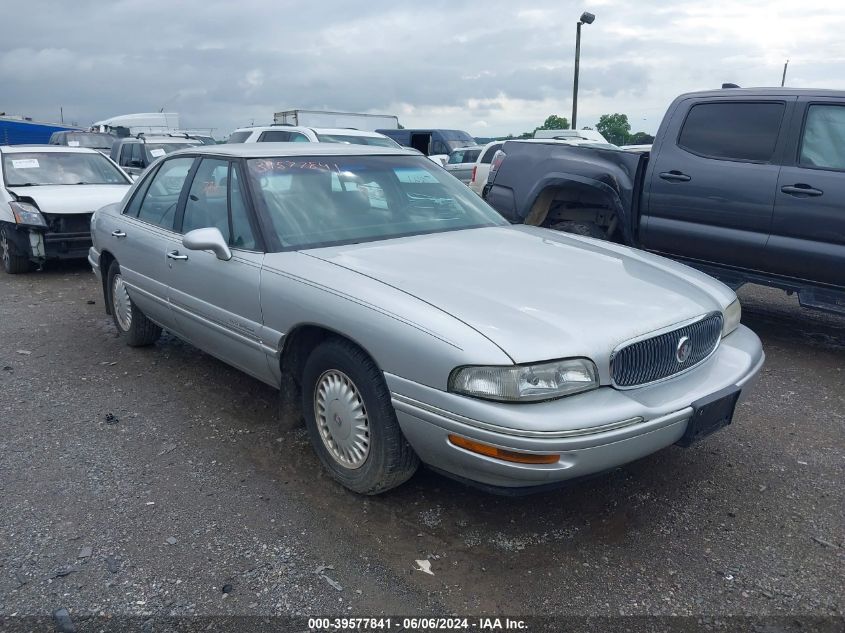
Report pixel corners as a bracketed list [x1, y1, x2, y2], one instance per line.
[2, 0, 844, 138]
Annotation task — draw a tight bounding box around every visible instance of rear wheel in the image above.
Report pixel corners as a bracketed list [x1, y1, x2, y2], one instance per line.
[0, 225, 32, 274]
[107, 261, 162, 346]
[301, 338, 419, 494]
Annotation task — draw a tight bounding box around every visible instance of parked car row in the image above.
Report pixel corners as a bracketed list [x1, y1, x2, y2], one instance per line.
[3, 100, 782, 497]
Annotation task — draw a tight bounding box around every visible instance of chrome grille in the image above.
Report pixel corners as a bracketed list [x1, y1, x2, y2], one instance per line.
[610, 313, 723, 388]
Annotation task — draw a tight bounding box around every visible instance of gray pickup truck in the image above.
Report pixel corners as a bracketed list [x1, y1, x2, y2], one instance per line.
[484, 87, 845, 315]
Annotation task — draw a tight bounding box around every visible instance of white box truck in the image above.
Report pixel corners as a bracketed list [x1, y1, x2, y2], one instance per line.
[273, 110, 399, 132]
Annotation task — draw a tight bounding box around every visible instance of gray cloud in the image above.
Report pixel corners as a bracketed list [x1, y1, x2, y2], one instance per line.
[2, 0, 844, 137]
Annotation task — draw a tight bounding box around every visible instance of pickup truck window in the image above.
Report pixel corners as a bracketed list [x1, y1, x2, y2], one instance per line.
[678, 102, 785, 163]
[799, 105, 845, 170]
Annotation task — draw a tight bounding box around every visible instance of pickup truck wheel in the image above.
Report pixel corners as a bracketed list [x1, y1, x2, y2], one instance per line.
[550, 220, 607, 240]
[106, 261, 162, 347]
[302, 338, 419, 494]
[1, 225, 32, 274]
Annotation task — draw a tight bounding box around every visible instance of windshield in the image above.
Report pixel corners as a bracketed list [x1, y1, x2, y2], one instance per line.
[2, 152, 129, 186]
[445, 139, 476, 151]
[247, 155, 508, 250]
[315, 134, 401, 148]
[143, 142, 201, 161]
[62, 132, 117, 150]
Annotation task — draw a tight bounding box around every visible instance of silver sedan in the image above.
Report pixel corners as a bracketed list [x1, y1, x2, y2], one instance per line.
[88, 144, 764, 494]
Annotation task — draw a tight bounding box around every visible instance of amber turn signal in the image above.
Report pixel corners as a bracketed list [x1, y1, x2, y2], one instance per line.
[448, 435, 559, 464]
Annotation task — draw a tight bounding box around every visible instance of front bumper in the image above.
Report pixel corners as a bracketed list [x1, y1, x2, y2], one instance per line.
[387, 324, 764, 489]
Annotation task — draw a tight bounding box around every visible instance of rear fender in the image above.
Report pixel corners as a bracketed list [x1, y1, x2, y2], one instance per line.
[525, 174, 632, 243]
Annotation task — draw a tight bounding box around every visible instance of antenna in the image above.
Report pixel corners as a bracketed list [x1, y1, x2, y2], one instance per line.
[781, 59, 789, 87]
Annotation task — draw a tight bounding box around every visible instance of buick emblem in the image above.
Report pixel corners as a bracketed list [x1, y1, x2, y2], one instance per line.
[675, 336, 692, 363]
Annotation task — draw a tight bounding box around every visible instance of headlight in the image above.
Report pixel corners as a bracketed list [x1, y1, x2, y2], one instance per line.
[9, 201, 47, 227]
[722, 298, 741, 336]
[449, 358, 598, 402]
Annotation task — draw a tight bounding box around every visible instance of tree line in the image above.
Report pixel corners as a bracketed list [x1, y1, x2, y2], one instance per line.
[501, 114, 654, 146]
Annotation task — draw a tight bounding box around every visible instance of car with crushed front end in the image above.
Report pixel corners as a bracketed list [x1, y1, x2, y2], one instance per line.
[88, 143, 764, 495]
[1, 145, 132, 273]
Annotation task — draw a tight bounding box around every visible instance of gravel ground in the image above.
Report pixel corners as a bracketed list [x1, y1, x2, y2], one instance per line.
[0, 262, 842, 625]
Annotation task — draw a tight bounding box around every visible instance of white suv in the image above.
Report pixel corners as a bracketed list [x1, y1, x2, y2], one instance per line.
[227, 126, 401, 148]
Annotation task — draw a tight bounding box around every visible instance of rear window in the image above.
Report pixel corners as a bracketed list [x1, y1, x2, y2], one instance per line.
[678, 102, 785, 162]
[228, 131, 252, 143]
[481, 143, 503, 163]
[315, 134, 400, 148]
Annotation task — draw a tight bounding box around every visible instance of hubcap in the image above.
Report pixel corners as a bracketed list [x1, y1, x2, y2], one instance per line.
[111, 274, 133, 331]
[314, 369, 370, 469]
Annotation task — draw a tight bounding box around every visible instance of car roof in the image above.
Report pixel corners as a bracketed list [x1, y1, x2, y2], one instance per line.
[677, 86, 845, 99]
[451, 145, 483, 152]
[0, 145, 103, 154]
[232, 126, 390, 137]
[120, 136, 201, 143]
[171, 143, 420, 158]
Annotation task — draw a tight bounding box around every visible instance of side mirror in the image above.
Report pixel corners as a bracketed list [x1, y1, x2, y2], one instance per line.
[182, 227, 232, 261]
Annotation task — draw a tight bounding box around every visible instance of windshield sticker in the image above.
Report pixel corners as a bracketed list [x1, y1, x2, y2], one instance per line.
[250, 159, 338, 174]
[68, 141, 80, 147]
[149, 148, 166, 158]
[11, 158, 40, 169]
[394, 167, 439, 184]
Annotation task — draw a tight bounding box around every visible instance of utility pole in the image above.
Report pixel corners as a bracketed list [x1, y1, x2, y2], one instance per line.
[781, 59, 789, 87]
[571, 12, 595, 130]
[60, 107, 64, 124]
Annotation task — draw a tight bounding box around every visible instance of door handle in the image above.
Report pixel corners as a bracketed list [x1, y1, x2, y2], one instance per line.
[111, 230, 126, 238]
[781, 184, 823, 197]
[166, 250, 189, 261]
[659, 171, 691, 182]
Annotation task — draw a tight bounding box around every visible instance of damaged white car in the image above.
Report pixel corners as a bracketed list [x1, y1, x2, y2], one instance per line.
[0, 146, 131, 273]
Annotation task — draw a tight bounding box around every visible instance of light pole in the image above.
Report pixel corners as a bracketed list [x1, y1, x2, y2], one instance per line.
[571, 11, 595, 131]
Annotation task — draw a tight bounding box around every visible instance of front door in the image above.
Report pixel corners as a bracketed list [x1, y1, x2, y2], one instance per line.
[167, 157, 273, 384]
[764, 99, 845, 288]
[642, 99, 793, 271]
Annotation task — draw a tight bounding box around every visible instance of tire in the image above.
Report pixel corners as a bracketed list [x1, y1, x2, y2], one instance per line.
[550, 220, 607, 240]
[0, 225, 33, 274]
[106, 261, 162, 347]
[301, 338, 419, 494]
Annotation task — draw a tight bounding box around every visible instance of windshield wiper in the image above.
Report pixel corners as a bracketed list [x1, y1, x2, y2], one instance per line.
[8, 182, 39, 187]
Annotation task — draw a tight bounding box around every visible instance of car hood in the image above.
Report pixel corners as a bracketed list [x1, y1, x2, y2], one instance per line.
[305, 225, 734, 365]
[8, 184, 130, 214]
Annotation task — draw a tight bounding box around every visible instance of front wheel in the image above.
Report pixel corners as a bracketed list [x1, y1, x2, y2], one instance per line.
[0, 225, 33, 274]
[301, 338, 419, 494]
[106, 261, 162, 346]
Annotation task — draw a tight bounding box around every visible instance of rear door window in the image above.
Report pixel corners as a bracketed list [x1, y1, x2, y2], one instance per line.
[799, 104, 845, 170]
[136, 157, 195, 229]
[678, 102, 785, 162]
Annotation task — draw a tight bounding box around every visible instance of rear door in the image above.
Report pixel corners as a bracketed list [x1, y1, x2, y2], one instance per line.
[642, 98, 794, 270]
[107, 155, 197, 327]
[167, 158, 273, 383]
[765, 98, 845, 287]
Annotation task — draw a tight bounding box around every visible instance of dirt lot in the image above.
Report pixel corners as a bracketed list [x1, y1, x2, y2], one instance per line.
[0, 261, 843, 625]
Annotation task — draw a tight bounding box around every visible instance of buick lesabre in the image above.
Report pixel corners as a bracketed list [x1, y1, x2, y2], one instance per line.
[88, 144, 764, 494]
